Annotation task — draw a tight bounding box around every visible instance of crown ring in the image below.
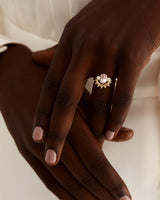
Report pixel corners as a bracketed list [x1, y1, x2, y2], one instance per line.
[94, 74, 112, 88]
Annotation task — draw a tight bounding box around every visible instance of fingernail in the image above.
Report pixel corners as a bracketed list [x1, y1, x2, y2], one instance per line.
[32, 126, 44, 142]
[105, 131, 115, 140]
[120, 195, 131, 200]
[45, 149, 57, 165]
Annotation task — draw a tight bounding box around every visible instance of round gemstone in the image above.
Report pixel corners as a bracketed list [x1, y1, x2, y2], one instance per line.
[97, 76, 100, 80]
[100, 78, 107, 84]
[100, 74, 107, 79]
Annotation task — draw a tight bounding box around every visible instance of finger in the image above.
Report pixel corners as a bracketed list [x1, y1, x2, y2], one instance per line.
[95, 127, 134, 149]
[21, 148, 76, 200]
[90, 54, 117, 138]
[79, 89, 91, 119]
[32, 45, 58, 66]
[112, 127, 134, 142]
[45, 52, 91, 165]
[32, 41, 71, 143]
[61, 140, 115, 200]
[79, 90, 134, 143]
[69, 111, 132, 200]
[47, 163, 98, 200]
[104, 62, 141, 141]
[32, 147, 99, 200]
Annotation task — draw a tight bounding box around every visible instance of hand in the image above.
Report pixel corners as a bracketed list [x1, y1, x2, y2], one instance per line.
[32, 45, 134, 146]
[32, 0, 159, 165]
[0, 44, 132, 200]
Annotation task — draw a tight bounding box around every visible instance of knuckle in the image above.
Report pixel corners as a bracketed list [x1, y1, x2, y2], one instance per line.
[36, 109, 50, 125]
[63, 181, 80, 193]
[79, 175, 95, 189]
[75, 31, 99, 49]
[89, 154, 108, 174]
[48, 133, 65, 143]
[55, 90, 77, 109]
[44, 76, 59, 91]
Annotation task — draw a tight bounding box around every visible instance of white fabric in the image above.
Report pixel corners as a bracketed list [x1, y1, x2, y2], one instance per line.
[0, 1, 160, 200]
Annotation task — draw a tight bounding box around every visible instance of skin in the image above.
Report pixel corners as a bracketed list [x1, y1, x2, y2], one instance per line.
[0, 44, 133, 200]
[32, 0, 160, 165]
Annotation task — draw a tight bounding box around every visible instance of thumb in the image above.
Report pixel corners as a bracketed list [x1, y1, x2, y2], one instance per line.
[32, 45, 58, 66]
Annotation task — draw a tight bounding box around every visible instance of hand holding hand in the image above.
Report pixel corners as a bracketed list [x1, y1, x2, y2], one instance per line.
[0, 44, 132, 200]
[32, 0, 160, 165]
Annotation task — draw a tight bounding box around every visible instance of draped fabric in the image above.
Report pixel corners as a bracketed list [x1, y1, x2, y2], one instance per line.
[0, 1, 160, 200]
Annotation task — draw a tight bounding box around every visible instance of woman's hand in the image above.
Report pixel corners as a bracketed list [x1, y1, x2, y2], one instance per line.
[32, 45, 134, 146]
[0, 44, 132, 200]
[32, 0, 160, 165]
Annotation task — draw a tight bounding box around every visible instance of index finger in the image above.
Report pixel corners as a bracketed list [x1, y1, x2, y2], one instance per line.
[32, 40, 71, 143]
[44, 51, 92, 165]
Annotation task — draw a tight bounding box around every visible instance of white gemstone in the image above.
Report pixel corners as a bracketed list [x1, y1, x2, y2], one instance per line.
[108, 78, 111, 82]
[100, 78, 107, 84]
[97, 76, 100, 80]
[100, 74, 107, 79]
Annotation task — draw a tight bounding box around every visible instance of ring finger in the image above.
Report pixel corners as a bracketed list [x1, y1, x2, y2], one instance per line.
[90, 54, 118, 139]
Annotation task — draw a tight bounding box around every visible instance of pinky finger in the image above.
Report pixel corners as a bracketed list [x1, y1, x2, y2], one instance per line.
[112, 127, 134, 142]
[104, 63, 141, 140]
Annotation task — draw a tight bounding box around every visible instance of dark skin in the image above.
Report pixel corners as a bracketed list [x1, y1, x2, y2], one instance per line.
[32, 0, 160, 166]
[32, 45, 134, 145]
[0, 44, 133, 200]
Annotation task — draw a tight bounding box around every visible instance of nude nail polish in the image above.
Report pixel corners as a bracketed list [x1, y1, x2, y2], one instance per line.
[120, 195, 131, 200]
[32, 126, 43, 142]
[45, 149, 57, 165]
[105, 130, 115, 140]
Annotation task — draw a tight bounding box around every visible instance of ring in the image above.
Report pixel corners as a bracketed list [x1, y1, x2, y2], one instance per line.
[95, 74, 112, 88]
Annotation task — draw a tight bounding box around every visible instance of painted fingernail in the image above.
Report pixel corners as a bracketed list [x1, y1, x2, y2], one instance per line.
[105, 131, 115, 140]
[45, 149, 57, 165]
[120, 195, 131, 200]
[32, 126, 43, 142]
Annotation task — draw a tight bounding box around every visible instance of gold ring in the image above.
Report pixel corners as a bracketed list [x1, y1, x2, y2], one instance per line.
[95, 74, 112, 88]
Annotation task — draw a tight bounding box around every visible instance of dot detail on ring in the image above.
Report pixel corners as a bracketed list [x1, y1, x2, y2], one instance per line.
[95, 74, 112, 88]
